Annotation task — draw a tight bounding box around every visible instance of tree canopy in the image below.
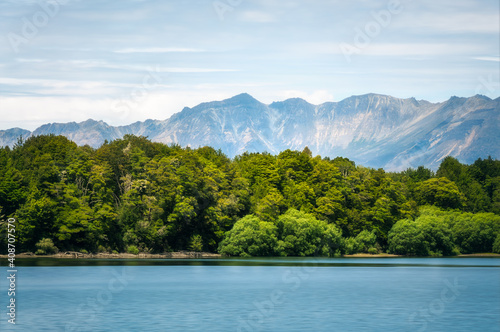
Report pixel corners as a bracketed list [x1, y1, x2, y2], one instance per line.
[0, 135, 499, 256]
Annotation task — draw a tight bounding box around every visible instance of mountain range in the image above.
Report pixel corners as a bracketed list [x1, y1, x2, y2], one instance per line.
[1, 93, 498, 171]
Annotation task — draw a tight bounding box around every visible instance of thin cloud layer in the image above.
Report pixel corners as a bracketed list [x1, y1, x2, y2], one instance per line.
[0, 0, 498, 130]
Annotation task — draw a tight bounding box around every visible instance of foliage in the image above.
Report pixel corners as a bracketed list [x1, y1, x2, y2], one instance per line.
[276, 209, 342, 257]
[35, 238, 58, 255]
[343, 237, 360, 255]
[218, 210, 342, 257]
[493, 235, 500, 254]
[189, 234, 204, 252]
[447, 212, 500, 254]
[414, 177, 464, 209]
[126, 245, 139, 255]
[0, 134, 498, 255]
[388, 206, 500, 255]
[354, 230, 378, 253]
[218, 215, 278, 257]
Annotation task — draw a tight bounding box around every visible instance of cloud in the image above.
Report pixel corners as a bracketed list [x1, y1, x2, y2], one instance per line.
[114, 47, 205, 53]
[239, 11, 276, 23]
[361, 43, 488, 57]
[0, 77, 173, 98]
[474, 56, 500, 62]
[299, 42, 490, 57]
[394, 12, 500, 34]
[0, 77, 147, 89]
[15, 58, 46, 63]
[9, 59, 239, 74]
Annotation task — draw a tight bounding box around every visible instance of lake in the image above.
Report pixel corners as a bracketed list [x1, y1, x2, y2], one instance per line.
[1, 258, 499, 331]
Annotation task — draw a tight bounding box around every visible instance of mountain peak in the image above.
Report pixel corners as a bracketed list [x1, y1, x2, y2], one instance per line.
[81, 119, 106, 126]
[269, 97, 312, 110]
[471, 94, 492, 101]
[1, 94, 497, 171]
[224, 93, 260, 105]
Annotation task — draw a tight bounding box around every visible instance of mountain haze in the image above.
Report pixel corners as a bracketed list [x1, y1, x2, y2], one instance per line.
[1, 93, 498, 171]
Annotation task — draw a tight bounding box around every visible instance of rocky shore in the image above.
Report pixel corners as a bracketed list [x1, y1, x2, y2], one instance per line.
[0, 251, 222, 259]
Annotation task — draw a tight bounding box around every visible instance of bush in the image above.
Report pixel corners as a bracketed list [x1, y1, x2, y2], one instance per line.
[189, 234, 203, 252]
[389, 207, 500, 256]
[355, 230, 377, 253]
[218, 215, 278, 257]
[449, 212, 500, 253]
[97, 245, 108, 253]
[276, 209, 342, 257]
[368, 247, 379, 255]
[343, 237, 360, 255]
[126, 245, 139, 255]
[35, 238, 58, 255]
[218, 210, 343, 257]
[387, 216, 454, 256]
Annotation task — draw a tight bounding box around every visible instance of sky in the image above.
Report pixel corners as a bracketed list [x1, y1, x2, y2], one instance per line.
[0, 0, 499, 130]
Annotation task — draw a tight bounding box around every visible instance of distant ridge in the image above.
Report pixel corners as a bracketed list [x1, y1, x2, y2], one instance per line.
[1, 93, 498, 171]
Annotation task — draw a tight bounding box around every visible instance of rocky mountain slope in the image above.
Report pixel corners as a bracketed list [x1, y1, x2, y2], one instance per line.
[1, 93, 498, 171]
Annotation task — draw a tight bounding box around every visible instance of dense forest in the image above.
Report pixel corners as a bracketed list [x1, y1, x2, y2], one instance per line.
[0, 134, 499, 256]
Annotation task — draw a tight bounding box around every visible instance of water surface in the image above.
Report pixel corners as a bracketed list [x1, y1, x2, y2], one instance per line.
[1, 258, 499, 331]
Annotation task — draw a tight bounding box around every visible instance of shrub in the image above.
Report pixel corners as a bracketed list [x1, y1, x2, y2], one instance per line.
[355, 230, 377, 253]
[35, 238, 58, 255]
[276, 209, 342, 257]
[343, 237, 360, 255]
[97, 245, 107, 253]
[126, 245, 139, 255]
[189, 234, 203, 252]
[218, 215, 278, 257]
[389, 212, 455, 256]
[450, 212, 500, 253]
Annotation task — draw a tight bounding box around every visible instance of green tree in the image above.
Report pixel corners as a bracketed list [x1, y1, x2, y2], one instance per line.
[189, 234, 204, 252]
[449, 212, 500, 253]
[388, 213, 455, 256]
[414, 178, 464, 209]
[388, 218, 430, 256]
[493, 234, 500, 254]
[276, 209, 342, 256]
[35, 238, 58, 255]
[218, 215, 278, 257]
[355, 230, 378, 253]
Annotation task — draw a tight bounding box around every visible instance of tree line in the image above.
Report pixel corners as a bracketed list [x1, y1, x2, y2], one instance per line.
[0, 134, 499, 256]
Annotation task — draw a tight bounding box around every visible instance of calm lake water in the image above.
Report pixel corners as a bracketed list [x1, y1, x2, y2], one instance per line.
[1, 258, 499, 331]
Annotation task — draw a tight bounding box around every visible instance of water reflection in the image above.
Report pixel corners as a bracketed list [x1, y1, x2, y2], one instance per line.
[4, 257, 500, 267]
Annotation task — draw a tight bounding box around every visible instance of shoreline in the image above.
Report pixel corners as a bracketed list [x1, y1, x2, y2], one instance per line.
[1, 252, 499, 259]
[457, 253, 500, 257]
[342, 253, 403, 258]
[0, 251, 222, 259]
